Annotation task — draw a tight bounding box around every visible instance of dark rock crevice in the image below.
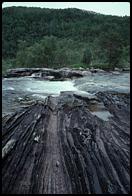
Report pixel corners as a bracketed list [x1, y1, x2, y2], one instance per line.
[2, 91, 130, 194]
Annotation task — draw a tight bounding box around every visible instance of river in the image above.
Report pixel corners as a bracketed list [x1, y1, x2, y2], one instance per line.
[2, 72, 130, 116]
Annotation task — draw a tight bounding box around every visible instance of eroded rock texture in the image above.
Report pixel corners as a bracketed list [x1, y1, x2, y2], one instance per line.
[2, 92, 130, 194]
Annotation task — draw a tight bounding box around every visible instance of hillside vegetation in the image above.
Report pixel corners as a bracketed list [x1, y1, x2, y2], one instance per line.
[2, 7, 130, 73]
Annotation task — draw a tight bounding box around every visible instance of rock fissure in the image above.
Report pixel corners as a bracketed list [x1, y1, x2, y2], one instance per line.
[2, 91, 130, 194]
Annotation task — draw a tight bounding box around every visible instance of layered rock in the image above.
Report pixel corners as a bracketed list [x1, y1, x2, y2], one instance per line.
[2, 91, 130, 194]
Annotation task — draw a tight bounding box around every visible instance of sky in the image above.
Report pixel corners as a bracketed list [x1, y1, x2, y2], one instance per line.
[2, 2, 130, 16]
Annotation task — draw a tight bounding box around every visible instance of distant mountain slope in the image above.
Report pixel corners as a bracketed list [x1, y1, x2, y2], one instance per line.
[2, 7, 130, 59]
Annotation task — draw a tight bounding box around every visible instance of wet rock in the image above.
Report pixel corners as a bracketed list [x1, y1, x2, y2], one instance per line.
[81, 70, 91, 76]
[73, 91, 98, 102]
[2, 139, 16, 159]
[114, 68, 121, 71]
[56, 161, 60, 167]
[2, 91, 130, 194]
[31, 72, 42, 78]
[96, 91, 130, 122]
[4, 68, 106, 79]
[111, 71, 120, 75]
[122, 67, 130, 71]
[4, 68, 83, 79]
[34, 136, 40, 143]
[15, 96, 36, 106]
[90, 68, 105, 73]
[44, 75, 55, 80]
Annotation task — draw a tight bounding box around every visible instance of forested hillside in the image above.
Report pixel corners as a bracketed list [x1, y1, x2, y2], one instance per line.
[2, 7, 130, 72]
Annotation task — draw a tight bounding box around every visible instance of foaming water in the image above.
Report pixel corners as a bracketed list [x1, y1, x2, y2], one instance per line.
[2, 77, 79, 114]
[25, 80, 78, 94]
[2, 78, 78, 94]
[3, 87, 15, 91]
[2, 72, 130, 115]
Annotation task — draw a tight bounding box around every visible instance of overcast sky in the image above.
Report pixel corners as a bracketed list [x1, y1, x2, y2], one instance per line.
[2, 2, 130, 16]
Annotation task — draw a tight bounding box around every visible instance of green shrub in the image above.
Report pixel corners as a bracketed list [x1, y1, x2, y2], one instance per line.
[2, 59, 16, 75]
[82, 48, 92, 66]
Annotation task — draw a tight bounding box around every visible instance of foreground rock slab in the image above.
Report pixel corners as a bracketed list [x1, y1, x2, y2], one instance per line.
[2, 91, 130, 194]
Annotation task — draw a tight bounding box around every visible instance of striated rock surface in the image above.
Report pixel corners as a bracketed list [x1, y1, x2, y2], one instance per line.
[2, 91, 130, 194]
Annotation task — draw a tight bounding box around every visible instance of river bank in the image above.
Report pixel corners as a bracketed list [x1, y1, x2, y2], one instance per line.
[3, 67, 130, 79]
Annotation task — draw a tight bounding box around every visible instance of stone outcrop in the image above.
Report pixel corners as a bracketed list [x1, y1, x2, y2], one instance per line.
[4, 67, 129, 79]
[2, 91, 130, 194]
[4, 68, 99, 79]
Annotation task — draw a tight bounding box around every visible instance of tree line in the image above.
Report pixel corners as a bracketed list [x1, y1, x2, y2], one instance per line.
[2, 7, 130, 71]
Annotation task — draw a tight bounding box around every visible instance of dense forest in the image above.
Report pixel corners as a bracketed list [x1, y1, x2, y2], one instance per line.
[2, 7, 130, 73]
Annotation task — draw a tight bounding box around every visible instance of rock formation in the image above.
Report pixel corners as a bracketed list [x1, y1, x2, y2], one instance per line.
[4, 68, 101, 79]
[2, 91, 130, 194]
